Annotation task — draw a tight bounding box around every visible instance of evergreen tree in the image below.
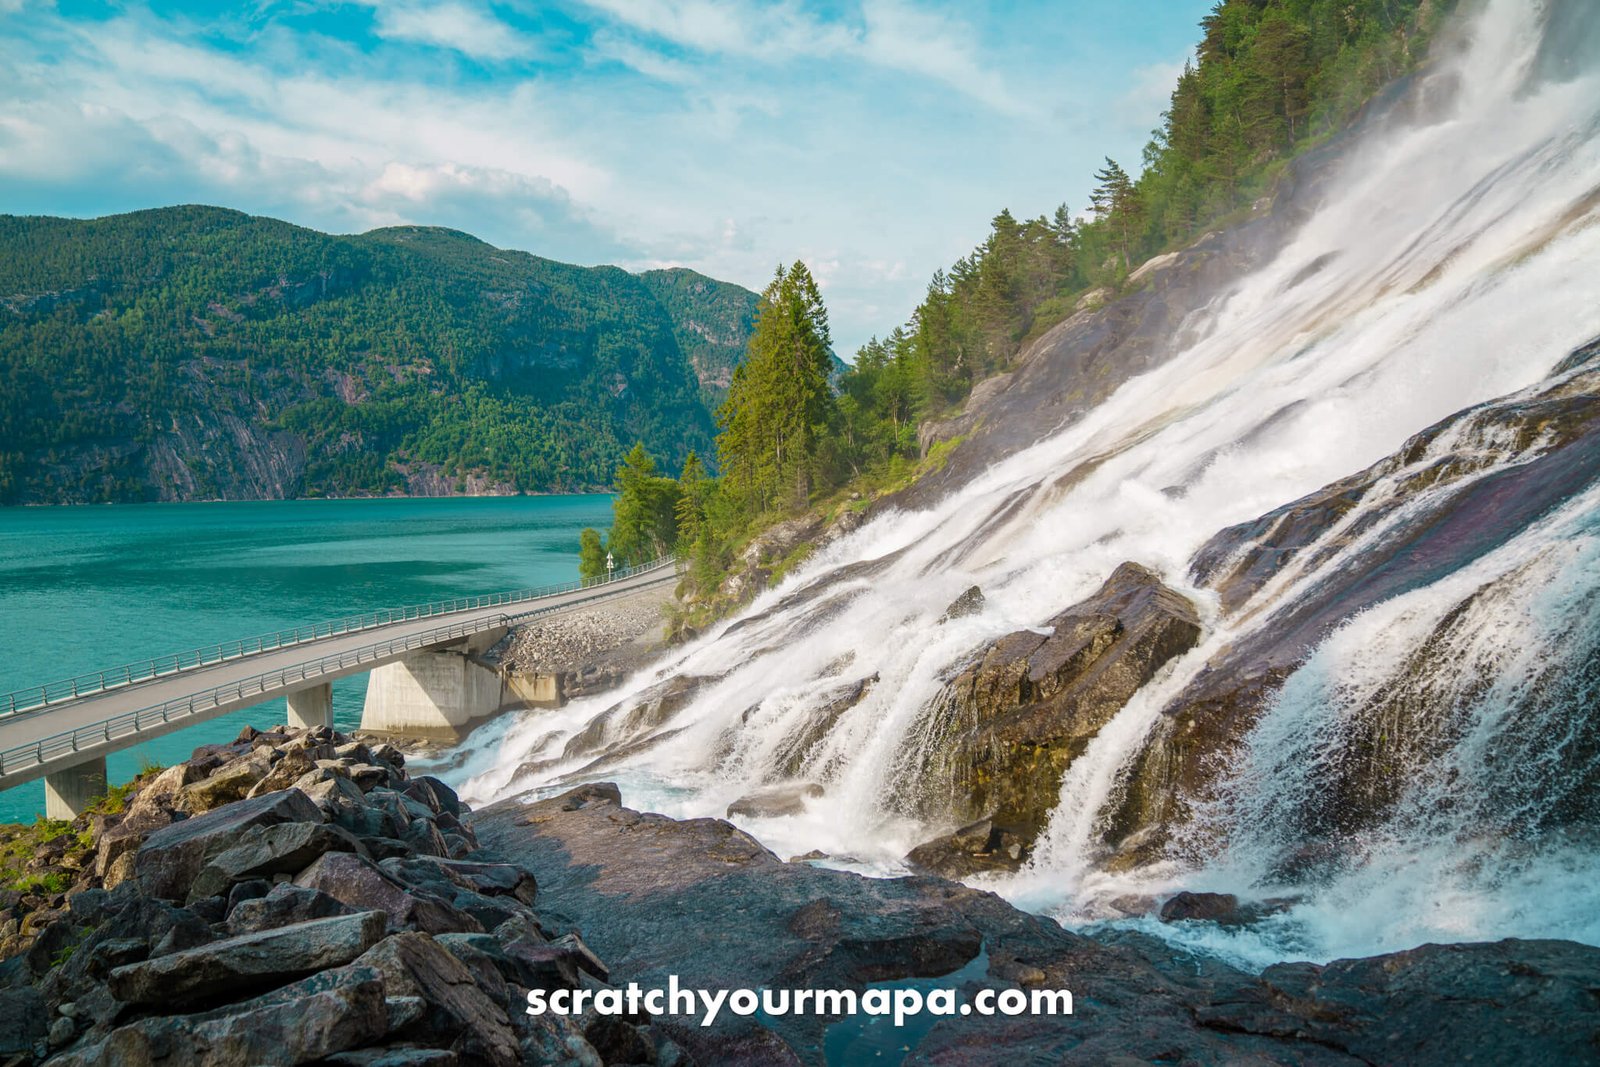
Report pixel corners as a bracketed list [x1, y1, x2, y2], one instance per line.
[607, 443, 683, 565]
[716, 261, 837, 514]
[1090, 158, 1143, 273]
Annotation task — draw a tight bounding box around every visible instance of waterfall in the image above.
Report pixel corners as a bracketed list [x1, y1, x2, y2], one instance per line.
[443, 0, 1600, 963]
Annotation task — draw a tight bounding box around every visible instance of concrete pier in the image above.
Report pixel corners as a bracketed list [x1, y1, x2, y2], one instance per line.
[286, 681, 334, 731]
[359, 630, 506, 741]
[44, 756, 107, 819]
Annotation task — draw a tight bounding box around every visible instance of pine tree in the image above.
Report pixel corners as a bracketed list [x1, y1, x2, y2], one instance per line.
[716, 261, 836, 514]
[1090, 158, 1144, 273]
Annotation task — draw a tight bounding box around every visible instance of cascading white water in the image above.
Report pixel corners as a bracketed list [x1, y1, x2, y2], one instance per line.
[442, 0, 1600, 963]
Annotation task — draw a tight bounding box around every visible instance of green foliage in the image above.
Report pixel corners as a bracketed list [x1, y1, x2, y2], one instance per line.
[578, 527, 608, 580]
[716, 262, 838, 514]
[608, 443, 684, 566]
[0, 207, 753, 503]
[833, 0, 1453, 435]
[637, 269, 762, 410]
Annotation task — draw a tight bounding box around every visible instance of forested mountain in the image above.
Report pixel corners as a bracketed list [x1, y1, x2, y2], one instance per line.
[0, 206, 755, 503]
[636, 268, 761, 409]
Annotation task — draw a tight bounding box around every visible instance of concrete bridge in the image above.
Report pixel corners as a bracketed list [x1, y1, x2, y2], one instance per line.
[0, 559, 677, 818]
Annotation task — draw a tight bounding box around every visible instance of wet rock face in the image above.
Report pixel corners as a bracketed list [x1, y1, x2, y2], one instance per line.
[904, 817, 1030, 879]
[910, 562, 1201, 842]
[1101, 347, 1600, 866]
[474, 783, 1600, 1066]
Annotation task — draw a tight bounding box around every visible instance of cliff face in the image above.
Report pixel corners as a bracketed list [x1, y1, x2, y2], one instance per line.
[0, 208, 757, 503]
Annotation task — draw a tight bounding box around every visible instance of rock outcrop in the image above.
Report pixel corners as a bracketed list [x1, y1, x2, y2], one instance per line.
[907, 562, 1201, 848]
[1096, 342, 1600, 867]
[472, 783, 1600, 1066]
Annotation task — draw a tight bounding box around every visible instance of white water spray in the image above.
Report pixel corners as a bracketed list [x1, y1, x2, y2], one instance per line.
[442, 0, 1600, 963]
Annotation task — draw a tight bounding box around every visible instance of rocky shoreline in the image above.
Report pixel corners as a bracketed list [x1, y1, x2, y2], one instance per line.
[4, 728, 1597, 1065]
[0, 726, 662, 1066]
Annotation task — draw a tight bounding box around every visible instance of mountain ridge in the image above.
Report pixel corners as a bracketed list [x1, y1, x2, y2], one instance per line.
[0, 205, 756, 504]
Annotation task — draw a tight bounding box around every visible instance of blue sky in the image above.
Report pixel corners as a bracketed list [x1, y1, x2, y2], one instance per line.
[0, 0, 1213, 354]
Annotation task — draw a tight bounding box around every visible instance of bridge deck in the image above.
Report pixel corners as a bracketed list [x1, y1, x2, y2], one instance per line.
[0, 562, 676, 788]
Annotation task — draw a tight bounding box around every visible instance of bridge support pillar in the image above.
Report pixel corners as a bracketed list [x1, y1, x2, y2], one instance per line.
[44, 756, 107, 820]
[287, 682, 334, 731]
[359, 637, 505, 742]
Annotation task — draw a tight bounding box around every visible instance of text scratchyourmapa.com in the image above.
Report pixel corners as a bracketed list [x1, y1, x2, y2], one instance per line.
[527, 977, 1074, 1029]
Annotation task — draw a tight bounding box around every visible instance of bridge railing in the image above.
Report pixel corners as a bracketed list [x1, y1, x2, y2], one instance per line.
[0, 566, 677, 780]
[0, 556, 676, 719]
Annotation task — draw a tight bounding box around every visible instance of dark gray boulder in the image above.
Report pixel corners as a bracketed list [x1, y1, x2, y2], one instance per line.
[293, 852, 482, 935]
[133, 788, 323, 901]
[107, 910, 386, 1007]
[188, 820, 368, 902]
[354, 931, 521, 1067]
[225, 883, 356, 936]
[53, 962, 389, 1066]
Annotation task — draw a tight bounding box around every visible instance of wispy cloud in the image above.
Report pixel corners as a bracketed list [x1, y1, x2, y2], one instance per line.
[579, 0, 1038, 117]
[0, 0, 1216, 353]
[359, 1, 532, 61]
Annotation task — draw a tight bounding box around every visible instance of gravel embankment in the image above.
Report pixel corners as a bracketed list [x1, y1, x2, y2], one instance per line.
[493, 584, 673, 699]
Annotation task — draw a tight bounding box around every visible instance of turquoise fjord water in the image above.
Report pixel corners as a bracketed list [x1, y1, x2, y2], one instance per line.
[0, 495, 613, 824]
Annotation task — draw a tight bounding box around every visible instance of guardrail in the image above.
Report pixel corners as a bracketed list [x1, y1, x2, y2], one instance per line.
[0, 557, 675, 718]
[0, 564, 679, 780]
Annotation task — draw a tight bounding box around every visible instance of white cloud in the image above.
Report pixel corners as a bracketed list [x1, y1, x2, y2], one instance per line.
[359, 1, 531, 61]
[1, 0, 1212, 355]
[580, 0, 1034, 116]
[858, 0, 1035, 118]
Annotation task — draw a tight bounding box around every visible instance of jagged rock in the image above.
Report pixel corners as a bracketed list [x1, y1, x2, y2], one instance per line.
[94, 808, 181, 882]
[405, 776, 463, 818]
[725, 782, 824, 819]
[293, 852, 483, 935]
[904, 817, 1029, 878]
[401, 818, 450, 858]
[939, 585, 986, 623]
[382, 856, 536, 906]
[133, 788, 323, 901]
[124, 763, 202, 818]
[1160, 890, 1242, 924]
[243, 748, 317, 799]
[175, 759, 270, 813]
[107, 910, 386, 1007]
[556, 782, 622, 810]
[911, 562, 1202, 842]
[0, 986, 46, 1056]
[225, 883, 356, 935]
[188, 820, 368, 902]
[354, 932, 521, 1067]
[55, 963, 389, 1067]
[348, 763, 393, 792]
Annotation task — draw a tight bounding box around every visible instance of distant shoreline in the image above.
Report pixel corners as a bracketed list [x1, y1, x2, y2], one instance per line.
[2, 490, 617, 509]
